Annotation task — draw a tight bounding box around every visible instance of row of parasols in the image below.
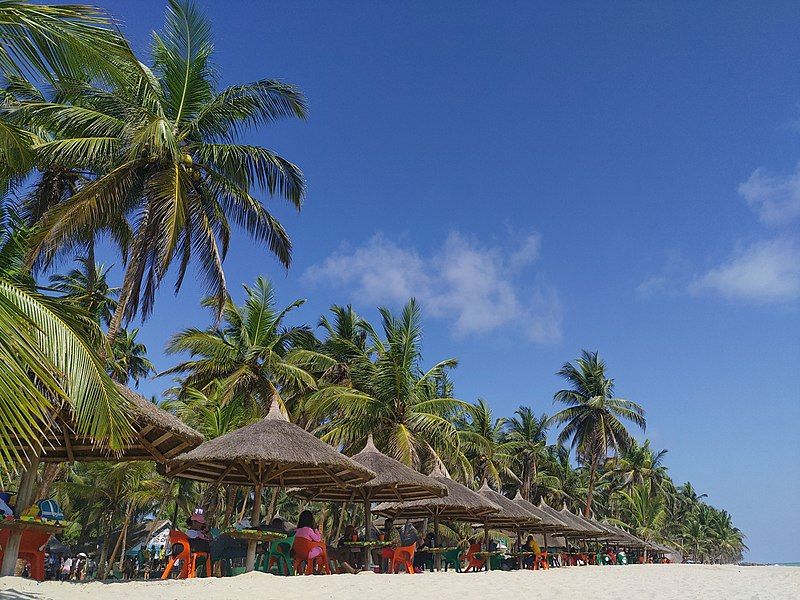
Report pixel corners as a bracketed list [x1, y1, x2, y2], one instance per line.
[2, 385, 673, 575]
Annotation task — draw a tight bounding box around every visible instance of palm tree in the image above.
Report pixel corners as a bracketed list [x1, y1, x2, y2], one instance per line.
[110, 327, 155, 387]
[21, 0, 307, 344]
[306, 299, 467, 469]
[507, 406, 549, 500]
[0, 0, 132, 179]
[163, 276, 316, 413]
[456, 399, 519, 488]
[0, 201, 131, 472]
[620, 481, 666, 552]
[550, 350, 646, 516]
[608, 438, 669, 495]
[49, 256, 118, 325]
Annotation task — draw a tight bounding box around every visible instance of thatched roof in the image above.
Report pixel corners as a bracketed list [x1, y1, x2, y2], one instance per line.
[476, 483, 541, 528]
[164, 402, 375, 488]
[374, 462, 500, 520]
[511, 492, 572, 532]
[557, 504, 608, 538]
[31, 383, 203, 463]
[534, 499, 584, 535]
[296, 436, 447, 502]
[591, 519, 646, 547]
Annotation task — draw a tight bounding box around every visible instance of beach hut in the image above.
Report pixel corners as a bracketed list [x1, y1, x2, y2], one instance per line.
[1, 384, 203, 577]
[164, 401, 376, 571]
[374, 462, 500, 567]
[295, 435, 447, 568]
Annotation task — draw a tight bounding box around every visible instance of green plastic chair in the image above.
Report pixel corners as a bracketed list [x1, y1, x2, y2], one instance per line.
[442, 548, 462, 572]
[263, 534, 294, 576]
[489, 554, 503, 571]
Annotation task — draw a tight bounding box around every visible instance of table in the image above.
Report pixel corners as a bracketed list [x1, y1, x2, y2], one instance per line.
[227, 530, 287, 543]
[342, 541, 393, 570]
[425, 546, 457, 571]
[474, 550, 504, 572]
[0, 519, 65, 535]
[508, 550, 536, 569]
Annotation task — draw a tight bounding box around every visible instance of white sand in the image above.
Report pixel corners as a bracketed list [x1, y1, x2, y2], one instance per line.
[2, 564, 798, 600]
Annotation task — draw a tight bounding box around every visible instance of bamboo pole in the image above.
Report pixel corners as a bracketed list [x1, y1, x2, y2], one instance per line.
[363, 496, 373, 570]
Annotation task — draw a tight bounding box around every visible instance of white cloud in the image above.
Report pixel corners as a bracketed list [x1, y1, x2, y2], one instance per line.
[738, 163, 800, 226]
[303, 231, 562, 343]
[689, 237, 800, 303]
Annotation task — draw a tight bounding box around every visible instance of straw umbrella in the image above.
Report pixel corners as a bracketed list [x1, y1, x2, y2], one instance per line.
[164, 402, 376, 571]
[511, 492, 573, 554]
[1, 384, 203, 576]
[476, 483, 541, 567]
[374, 462, 499, 569]
[296, 435, 447, 569]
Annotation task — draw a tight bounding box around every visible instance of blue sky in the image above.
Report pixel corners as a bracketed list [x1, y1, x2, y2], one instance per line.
[93, 1, 799, 562]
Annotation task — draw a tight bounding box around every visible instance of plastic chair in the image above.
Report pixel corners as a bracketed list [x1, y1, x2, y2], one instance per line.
[390, 543, 416, 574]
[441, 547, 462, 572]
[160, 530, 211, 579]
[463, 543, 485, 572]
[265, 534, 295, 575]
[0, 529, 50, 581]
[292, 536, 330, 575]
[534, 551, 549, 570]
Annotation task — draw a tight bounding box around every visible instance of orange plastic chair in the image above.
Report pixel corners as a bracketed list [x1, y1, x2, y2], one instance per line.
[463, 542, 486, 572]
[0, 529, 49, 581]
[160, 530, 211, 579]
[534, 551, 549, 570]
[390, 543, 416, 574]
[292, 536, 331, 575]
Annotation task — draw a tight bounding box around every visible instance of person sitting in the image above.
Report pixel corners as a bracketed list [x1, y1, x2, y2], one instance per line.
[185, 509, 211, 554]
[326, 524, 357, 573]
[413, 530, 434, 572]
[374, 518, 400, 572]
[294, 510, 329, 574]
[521, 535, 540, 568]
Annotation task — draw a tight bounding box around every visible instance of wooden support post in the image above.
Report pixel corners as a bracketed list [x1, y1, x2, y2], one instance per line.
[1, 455, 41, 576]
[433, 513, 440, 571]
[245, 483, 262, 571]
[363, 497, 373, 571]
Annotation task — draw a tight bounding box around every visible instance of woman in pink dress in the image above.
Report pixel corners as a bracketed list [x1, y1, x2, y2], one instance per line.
[295, 510, 323, 560]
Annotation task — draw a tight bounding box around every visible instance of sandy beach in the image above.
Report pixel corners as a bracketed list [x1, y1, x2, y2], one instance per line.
[2, 565, 798, 600]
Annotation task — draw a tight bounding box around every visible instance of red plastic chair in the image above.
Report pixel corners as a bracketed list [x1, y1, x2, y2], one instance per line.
[160, 530, 211, 579]
[0, 529, 49, 581]
[390, 543, 416, 574]
[463, 542, 486, 572]
[292, 536, 331, 575]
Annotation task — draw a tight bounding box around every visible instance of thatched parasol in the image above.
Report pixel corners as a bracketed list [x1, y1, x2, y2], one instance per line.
[1, 384, 203, 577]
[296, 435, 447, 569]
[374, 461, 499, 563]
[29, 384, 203, 463]
[164, 402, 376, 570]
[476, 483, 542, 566]
[511, 492, 574, 551]
[557, 505, 608, 539]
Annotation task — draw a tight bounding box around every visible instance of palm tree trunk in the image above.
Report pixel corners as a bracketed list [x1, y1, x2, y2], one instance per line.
[531, 456, 539, 501]
[106, 208, 151, 346]
[97, 514, 115, 580]
[266, 487, 280, 522]
[104, 502, 133, 580]
[36, 463, 62, 501]
[584, 454, 599, 517]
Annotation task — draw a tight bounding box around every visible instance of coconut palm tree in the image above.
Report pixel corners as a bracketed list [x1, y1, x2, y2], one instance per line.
[49, 256, 118, 325]
[110, 327, 155, 387]
[0, 201, 131, 472]
[607, 438, 669, 495]
[0, 0, 132, 179]
[163, 276, 316, 413]
[550, 350, 646, 516]
[306, 299, 467, 469]
[21, 0, 307, 344]
[506, 406, 549, 500]
[619, 481, 666, 549]
[456, 399, 519, 488]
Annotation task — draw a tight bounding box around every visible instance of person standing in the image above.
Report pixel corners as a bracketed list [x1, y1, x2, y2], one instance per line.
[59, 556, 73, 581]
